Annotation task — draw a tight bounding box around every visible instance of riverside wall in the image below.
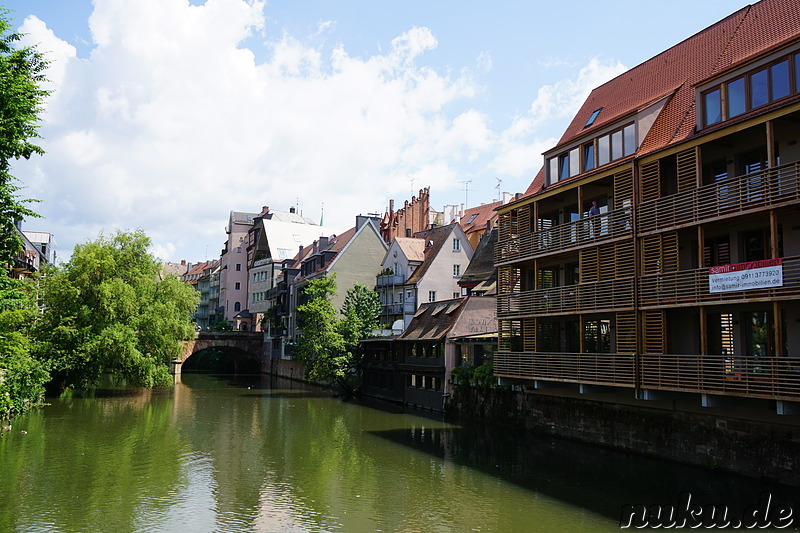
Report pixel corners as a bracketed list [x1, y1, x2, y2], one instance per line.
[447, 386, 800, 487]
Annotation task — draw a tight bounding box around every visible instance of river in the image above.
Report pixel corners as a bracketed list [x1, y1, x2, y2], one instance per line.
[1, 374, 797, 532]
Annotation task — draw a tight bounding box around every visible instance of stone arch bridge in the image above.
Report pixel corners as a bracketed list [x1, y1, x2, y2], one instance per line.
[176, 331, 266, 374]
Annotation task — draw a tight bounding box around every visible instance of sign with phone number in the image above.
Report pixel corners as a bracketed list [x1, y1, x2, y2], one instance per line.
[709, 258, 783, 293]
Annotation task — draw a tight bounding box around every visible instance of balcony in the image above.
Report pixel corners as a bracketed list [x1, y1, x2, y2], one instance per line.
[638, 160, 800, 235]
[497, 278, 634, 318]
[495, 351, 635, 388]
[640, 354, 800, 401]
[381, 303, 404, 315]
[495, 208, 632, 266]
[376, 274, 405, 287]
[639, 255, 800, 309]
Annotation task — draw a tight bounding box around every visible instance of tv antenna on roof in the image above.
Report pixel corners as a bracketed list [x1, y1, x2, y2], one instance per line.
[495, 176, 502, 192]
[459, 180, 472, 208]
[408, 175, 416, 194]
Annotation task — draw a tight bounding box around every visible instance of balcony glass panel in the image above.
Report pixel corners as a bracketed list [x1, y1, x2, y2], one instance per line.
[611, 130, 623, 160]
[598, 135, 610, 166]
[583, 143, 595, 172]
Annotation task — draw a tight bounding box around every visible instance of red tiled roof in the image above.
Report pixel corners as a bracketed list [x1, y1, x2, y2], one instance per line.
[458, 200, 501, 236]
[555, 0, 800, 158]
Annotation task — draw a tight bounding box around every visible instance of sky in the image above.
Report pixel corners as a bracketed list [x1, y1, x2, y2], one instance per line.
[3, 0, 751, 263]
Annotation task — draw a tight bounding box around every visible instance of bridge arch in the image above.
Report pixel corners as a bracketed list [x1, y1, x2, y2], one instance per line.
[177, 332, 265, 375]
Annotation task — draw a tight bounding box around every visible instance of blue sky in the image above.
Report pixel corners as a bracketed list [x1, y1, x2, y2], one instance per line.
[3, 0, 749, 262]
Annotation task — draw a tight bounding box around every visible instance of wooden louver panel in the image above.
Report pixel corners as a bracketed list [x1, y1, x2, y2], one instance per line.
[615, 240, 635, 278]
[523, 317, 537, 352]
[616, 312, 636, 354]
[498, 319, 513, 351]
[599, 243, 616, 281]
[498, 211, 512, 241]
[517, 204, 532, 236]
[498, 266, 521, 295]
[676, 148, 697, 192]
[614, 168, 633, 207]
[642, 310, 666, 354]
[641, 232, 678, 275]
[580, 248, 599, 283]
[640, 160, 661, 203]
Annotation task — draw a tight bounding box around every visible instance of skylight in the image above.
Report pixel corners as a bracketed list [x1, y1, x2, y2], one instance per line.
[466, 214, 478, 224]
[584, 108, 603, 128]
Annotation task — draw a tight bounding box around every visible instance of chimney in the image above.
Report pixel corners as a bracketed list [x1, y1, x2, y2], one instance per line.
[312, 239, 318, 254]
[290, 206, 296, 213]
[389, 199, 394, 214]
[486, 219, 494, 233]
[318, 236, 329, 249]
[261, 206, 270, 215]
[181, 260, 186, 266]
[298, 244, 304, 258]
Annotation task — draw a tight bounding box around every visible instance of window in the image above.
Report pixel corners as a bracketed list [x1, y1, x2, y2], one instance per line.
[584, 107, 602, 128]
[234, 302, 241, 312]
[569, 147, 580, 177]
[236, 263, 241, 271]
[750, 68, 768, 108]
[597, 134, 610, 166]
[771, 60, 790, 100]
[702, 52, 800, 128]
[453, 264, 460, 276]
[583, 143, 595, 172]
[559, 153, 570, 181]
[466, 214, 478, 224]
[453, 292, 459, 298]
[548, 157, 559, 183]
[235, 282, 240, 290]
[727, 77, 746, 117]
[236, 247, 242, 253]
[453, 238, 460, 251]
[623, 124, 636, 157]
[428, 291, 436, 302]
[704, 89, 722, 125]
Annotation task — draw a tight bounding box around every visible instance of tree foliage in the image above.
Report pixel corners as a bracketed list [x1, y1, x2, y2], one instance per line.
[0, 276, 47, 420]
[296, 276, 380, 392]
[33, 230, 198, 390]
[0, 9, 48, 266]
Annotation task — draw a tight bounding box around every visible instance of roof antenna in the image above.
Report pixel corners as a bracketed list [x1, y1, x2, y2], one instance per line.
[495, 176, 502, 192]
[460, 179, 472, 208]
[409, 175, 416, 194]
[320, 202, 324, 226]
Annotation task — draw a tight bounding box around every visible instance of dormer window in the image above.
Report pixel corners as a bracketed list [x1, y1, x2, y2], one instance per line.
[546, 122, 636, 185]
[584, 108, 602, 128]
[700, 51, 800, 128]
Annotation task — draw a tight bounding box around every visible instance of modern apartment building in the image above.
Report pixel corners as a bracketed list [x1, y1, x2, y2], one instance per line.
[495, 0, 800, 416]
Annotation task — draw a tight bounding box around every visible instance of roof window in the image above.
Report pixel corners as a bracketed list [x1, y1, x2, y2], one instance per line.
[584, 108, 602, 128]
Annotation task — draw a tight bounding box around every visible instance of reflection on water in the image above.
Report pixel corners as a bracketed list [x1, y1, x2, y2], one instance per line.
[0, 374, 797, 532]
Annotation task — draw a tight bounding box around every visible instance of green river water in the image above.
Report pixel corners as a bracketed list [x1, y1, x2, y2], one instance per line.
[1, 374, 797, 532]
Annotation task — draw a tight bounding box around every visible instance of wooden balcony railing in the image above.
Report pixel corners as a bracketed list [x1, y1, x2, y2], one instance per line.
[495, 209, 632, 266]
[640, 354, 800, 401]
[497, 277, 634, 318]
[639, 255, 800, 308]
[495, 351, 635, 387]
[638, 161, 800, 234]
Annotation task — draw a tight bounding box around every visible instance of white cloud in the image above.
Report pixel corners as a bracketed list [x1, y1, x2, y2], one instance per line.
[11, 2, 628, 263]
[490, 57, 627, 178]
[11, 0, 493, 261]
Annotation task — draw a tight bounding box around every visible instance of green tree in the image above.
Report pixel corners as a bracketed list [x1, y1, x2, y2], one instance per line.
[0, 9, 48, 266]
[0, 276, 48, 420]
[296, 277, 380, 393]
[32, 230, 199, 391]
[296, 275, 346, 385]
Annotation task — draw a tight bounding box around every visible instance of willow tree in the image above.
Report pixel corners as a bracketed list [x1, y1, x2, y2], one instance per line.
[0, 9, 48, 266]
[33, 230, 199, 390]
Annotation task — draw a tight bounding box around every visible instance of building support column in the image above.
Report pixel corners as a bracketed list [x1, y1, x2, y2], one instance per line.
[766, 120, 776, 167]
[770, 209, 780, 258]
[699, 306, 708, 356]
[774, 301, 784, 357]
